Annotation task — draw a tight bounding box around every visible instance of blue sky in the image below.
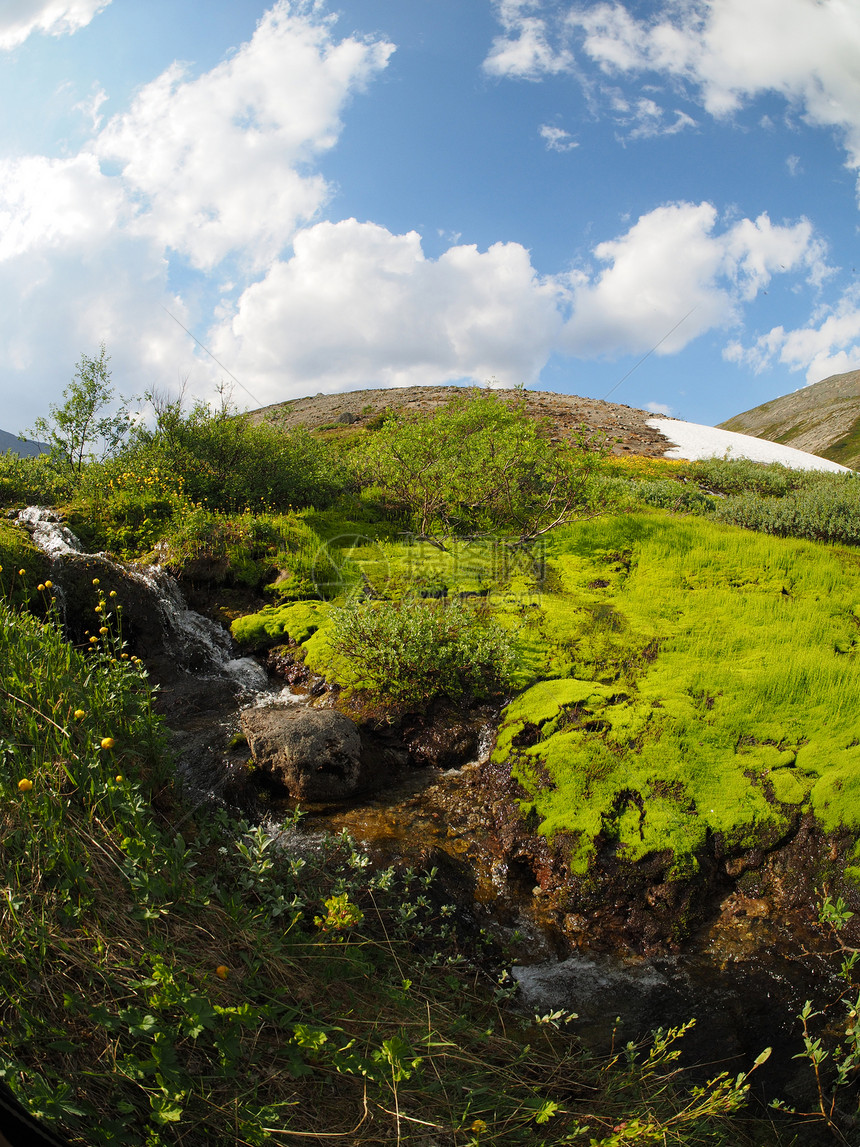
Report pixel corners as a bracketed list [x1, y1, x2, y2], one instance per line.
[3, 0, 860, 435]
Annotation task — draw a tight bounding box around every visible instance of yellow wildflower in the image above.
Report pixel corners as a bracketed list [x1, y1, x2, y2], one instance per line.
[17, 778, 33, 792]
[100, 737, 116, 750]
[74, 709, 86, 720]
[215, 965, 229, 979]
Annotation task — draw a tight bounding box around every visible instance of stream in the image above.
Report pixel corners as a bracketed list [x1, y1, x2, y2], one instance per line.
[19, 507, 848, 1130]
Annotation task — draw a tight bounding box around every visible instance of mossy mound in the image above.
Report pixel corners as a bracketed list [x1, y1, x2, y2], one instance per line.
[0, 522, 51, 611]
[231, 600, 329, 652]
[493, 513, 860, 877]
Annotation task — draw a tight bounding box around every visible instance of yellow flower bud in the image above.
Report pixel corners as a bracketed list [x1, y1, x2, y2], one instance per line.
[92, 578, 99, 586]
[44, 580, 52, 589]
[215, 965, 229, 979]
[74, 709, 86, 720]
[17, 778, 33, 792]
[100, 737, 115, 750]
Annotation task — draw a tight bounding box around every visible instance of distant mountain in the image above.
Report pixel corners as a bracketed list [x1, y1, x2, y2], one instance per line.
[0, 428, 49, 457]
[718, 369, 860, 470]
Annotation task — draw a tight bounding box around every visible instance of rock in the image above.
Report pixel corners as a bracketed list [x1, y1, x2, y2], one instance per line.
[241, 706, 363, 801]
[51, 552, 172, 658]
[401, 700, 493, 769]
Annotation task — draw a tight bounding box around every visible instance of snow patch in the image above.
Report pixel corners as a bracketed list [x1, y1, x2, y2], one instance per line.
[648, 419, 851, 473]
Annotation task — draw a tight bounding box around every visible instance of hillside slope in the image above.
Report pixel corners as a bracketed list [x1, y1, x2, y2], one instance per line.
[250, 385, 674, 458]
[718, 368, 860, 469]
[251, 384, 850, 470]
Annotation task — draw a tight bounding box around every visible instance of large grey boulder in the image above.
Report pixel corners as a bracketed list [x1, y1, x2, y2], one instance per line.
[241, 706, 363, 802]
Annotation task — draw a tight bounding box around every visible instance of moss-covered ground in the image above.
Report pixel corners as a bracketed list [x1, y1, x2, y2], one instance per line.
[498, 513, 860, 875]
[233, 509, 860, 879]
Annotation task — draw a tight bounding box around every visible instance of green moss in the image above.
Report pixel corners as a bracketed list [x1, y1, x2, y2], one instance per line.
[0, 522, 51, 610]
[231, 600, 329, 651]
[493, 513, 860, 875]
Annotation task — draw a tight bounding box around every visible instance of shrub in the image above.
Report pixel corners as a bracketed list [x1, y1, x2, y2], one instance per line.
[0, 451, 76, 508]
[683, 456, 803, 497]
[348, 389, 609, 544]
[713, 478, 860, 546]
[129, 391, 343, 513]
[330, 596, 520, 706]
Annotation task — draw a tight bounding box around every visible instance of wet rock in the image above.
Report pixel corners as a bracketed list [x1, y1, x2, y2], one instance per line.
[401, 701, 494, 768]
[266, 645, 310, 686]
[51, 552, 172, 659]
[241, 706, 363, 802]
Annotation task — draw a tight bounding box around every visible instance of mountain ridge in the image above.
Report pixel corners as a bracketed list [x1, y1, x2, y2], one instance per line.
[718, 368, 860, 469]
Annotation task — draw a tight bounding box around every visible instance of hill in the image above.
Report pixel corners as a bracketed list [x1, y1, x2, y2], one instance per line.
[250, 384, 674, 458]
[251, 384, 848, 470]
[718, 368, 860, 469]
[0, 427, 48, 457]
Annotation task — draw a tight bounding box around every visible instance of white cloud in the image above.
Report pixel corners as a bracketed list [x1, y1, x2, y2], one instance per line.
[96, 2, 394, 272]
[626, 100, 696, 139]
[727, 285, 860, 383]
[539, 124, 578, 151]
[205, 205, 826, 409]
[0, 3, 395, 425]
[0, 0, 109, 49]
[0, 153, 124, 260]
[209, 219, 566, 401]
[486, 1, 860, 186]
[484, 0, 573, 78]
[646, 401, 673, 415]
[562, 201, 827, 357]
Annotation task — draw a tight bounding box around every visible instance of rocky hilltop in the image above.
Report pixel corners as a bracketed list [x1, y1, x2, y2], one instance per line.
[249, 385, 677, 459]
[719, 368, 860, 469]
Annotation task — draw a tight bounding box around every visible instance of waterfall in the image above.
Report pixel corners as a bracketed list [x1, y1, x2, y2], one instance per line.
[18, 507, 267, 693]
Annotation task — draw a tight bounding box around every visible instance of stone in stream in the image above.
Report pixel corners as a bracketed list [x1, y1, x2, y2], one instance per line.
[241, 706, 363, 801]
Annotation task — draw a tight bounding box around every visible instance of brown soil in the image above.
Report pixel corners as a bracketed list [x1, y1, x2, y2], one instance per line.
[249, 385, 680, 459]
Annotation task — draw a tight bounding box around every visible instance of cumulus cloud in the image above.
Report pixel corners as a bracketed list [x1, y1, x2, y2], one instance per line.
[646, 401, 673, 415]
[203, 204, 826, 408]
[562, 201, 827, 357]
[0, 0, 109, 49]
[209, 219, 567, 400]
[726, 286, 860, 383]
[0, 2, 394, 425]
[96, 2, 394, 272]
[485, 1, 860, 186]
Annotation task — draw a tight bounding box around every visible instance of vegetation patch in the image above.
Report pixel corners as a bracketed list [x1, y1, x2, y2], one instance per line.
[495, 513, 860, 875]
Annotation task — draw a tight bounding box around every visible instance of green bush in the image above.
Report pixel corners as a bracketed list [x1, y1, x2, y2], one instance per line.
[713, 478, 860, 546]
[683, 456, 803, 497]
[128, 393, 343, 513]
[0, 451, 76, 508]
[163, 508, 344, 596]
[329, 596, 520, 706]
[348, 389, 609, 544]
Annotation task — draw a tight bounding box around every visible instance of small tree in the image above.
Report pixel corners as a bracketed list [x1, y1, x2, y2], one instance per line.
[351, 389, 609, 547]
[29, 344, 132, 473]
